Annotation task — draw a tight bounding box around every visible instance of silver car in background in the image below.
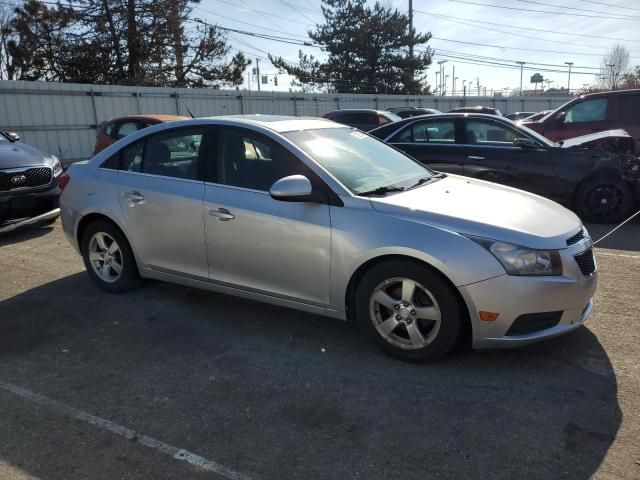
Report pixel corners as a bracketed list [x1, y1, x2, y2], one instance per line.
[59, 115, 597, 361]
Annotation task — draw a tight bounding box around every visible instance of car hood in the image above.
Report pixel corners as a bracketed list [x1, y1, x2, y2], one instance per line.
[559, 129, 632, 149]
[369, 175, 581, 250]
[0, 141, 51, 168]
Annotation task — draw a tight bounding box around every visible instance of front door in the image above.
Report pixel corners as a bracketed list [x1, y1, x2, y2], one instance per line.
[461, 118, 560, 198]
[116, 126, 208, 278]
[203, 127, 332, 307]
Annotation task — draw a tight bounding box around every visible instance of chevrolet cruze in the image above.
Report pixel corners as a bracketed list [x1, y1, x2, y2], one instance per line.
[59, 115, 597, 361]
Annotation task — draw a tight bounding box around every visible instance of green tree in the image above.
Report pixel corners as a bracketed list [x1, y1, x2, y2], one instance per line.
[270, 0, 433, 94]
[5, 0, 249, 87]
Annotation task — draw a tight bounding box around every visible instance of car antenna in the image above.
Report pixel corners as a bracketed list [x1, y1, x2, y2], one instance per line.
[185, 105, 195, 119]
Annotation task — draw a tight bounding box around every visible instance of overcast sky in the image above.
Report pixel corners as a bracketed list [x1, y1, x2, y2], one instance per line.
[196, 0, 640, 95]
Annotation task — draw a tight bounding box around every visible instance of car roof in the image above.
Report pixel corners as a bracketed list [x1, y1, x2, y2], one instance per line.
[197, 114, 344, 133]
[109, 114, 191, 122]
[579, 88, 640, 99]
[323, 109, 387, 115]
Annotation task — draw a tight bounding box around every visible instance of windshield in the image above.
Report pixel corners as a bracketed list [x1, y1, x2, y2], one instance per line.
[284, 128, 433, 195]
[382, 111, 402, 123]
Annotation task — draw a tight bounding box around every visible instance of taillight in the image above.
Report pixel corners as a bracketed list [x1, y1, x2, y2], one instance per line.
[58, 172, 70, 191]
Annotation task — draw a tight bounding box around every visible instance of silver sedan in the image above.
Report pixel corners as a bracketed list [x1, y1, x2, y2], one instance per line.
[59, 115, 597, 361]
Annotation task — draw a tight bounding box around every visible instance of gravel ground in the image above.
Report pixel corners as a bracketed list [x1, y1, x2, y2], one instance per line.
[0, 219, 638, 480]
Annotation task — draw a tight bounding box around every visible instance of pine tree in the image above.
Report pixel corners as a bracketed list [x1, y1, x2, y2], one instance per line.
[270, 0, 433, 94]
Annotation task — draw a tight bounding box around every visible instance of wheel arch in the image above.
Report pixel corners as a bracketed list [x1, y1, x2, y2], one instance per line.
[344, 254, 473, 348]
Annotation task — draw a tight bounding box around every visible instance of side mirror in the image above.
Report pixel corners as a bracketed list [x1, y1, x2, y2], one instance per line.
[554, 111, 566, 124]
[514, 137, 539, 149]
[269, 175, 313, 202]
[4, 131, 19, 142]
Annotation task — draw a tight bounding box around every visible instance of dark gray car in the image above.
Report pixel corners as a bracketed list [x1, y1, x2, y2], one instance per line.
[0, 132, 62, 221]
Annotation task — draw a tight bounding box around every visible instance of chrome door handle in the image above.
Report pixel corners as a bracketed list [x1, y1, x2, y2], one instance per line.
[124, 191, 145, 203]
[209, 208, 235, 221]
[468, 156, 485, 160]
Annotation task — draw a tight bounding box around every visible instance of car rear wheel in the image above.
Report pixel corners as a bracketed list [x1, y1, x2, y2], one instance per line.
[81, 220, 140, 293]
[575, 176, 633, 224]
[354, 260, 462, 362]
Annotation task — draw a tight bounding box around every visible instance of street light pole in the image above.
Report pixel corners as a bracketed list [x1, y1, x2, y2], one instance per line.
[437, 60, 447, 96]
[516, 61, 525, 94]
[444, 74, 449, 95]
[607, 63, 615, 90]
[565, 62, 573, 93]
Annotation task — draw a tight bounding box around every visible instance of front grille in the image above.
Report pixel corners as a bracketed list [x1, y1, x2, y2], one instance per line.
[506, 311, 563, 336]
[0, 167, 52, 192]
[566, 229, 586, 246]
[574, 248, 596, 276]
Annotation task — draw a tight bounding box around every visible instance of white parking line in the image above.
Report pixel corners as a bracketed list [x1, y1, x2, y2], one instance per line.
[0, 381, 252, 480]
[595, 251, 640, 259]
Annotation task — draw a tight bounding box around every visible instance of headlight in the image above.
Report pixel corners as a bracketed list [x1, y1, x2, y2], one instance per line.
[470, 237, 563, 276]
[51, 155, 62, 175]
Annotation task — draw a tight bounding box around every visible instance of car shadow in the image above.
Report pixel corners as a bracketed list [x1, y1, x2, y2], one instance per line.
[0, 222, 55, 248]
[0, 273, 621, 480]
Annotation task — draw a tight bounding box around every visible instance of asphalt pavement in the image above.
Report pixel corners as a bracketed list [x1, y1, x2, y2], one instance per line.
[0, 219, 638, 480]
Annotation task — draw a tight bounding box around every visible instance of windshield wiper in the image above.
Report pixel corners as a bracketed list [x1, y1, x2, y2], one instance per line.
[357, 185, 406, 196]
[407, 173, 445, 190]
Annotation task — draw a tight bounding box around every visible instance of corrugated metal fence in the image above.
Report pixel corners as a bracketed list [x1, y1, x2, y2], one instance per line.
[0, 80, 572, 164]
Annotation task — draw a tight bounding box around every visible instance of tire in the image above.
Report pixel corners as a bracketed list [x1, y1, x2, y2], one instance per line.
[575, 175, 633, 224]
[354, 260, 462, 362]
[81, 219, 140, 293]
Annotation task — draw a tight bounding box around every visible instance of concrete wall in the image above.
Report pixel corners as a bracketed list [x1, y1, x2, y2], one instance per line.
[0, 80, 572, 164]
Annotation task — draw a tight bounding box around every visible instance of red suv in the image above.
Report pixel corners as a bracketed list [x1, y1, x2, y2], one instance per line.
[522, 89, 640, 150]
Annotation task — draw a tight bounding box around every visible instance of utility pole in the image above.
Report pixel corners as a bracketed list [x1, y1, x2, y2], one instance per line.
[565, 62, 573, 93]
[434, 72, 438, 94]
[437, 60, 447, 96]
[607, 63, 615, 90]
[256, 58, 261, 92]
[444, 75, 449, 95]
[516, 61, 525, 94]
[477, 77, 480, 96]
[452, 65, 455, 96]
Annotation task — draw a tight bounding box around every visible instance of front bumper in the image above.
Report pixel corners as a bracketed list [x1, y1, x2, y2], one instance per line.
[460, 243, 597, 349]
[0, 179, 60, 220]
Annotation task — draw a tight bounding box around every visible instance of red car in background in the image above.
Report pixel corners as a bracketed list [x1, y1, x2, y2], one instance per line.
[522, 89, 640, 151]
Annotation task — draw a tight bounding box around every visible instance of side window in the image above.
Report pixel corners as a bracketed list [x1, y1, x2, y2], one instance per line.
[391, 120, 456, 144]
[565, 98, 607, 123]
[122, 140, 144, 172]
[103, 122, 114, 137]
[216, 128, 309, 191]
[618, 95, 640, 123]
[101, 153, 120, 170]
[142, 128, 204, 179]
[466, 120, 518, 145]
[364, 113, 379, 125]
[116, 121, 140, 140]
[378, 115, 392, 126]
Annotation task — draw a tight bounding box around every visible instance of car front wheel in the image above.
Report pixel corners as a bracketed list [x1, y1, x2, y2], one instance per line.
[81, 220, 140, 293]
[354, 260, 462, 362]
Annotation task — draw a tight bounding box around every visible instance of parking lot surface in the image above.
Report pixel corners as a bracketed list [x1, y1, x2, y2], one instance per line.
[0, 220, 638, 480]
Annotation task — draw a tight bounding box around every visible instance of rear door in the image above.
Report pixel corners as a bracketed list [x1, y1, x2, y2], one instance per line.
[115, 126, 209, 278]
[385, 117, 466, 174]
[462, 118, 559, 197]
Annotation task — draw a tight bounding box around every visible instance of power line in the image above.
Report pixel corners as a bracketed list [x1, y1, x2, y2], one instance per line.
[513, 0, 640, 18]
[430, 36, 612, 58]
[445, 0, 640, 20]
[417, 11, 640, 45]
[578, 0, 640, 12]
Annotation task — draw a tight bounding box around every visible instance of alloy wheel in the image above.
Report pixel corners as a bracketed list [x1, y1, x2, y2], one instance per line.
[88, 232, 123, 283]
[369, 277, 442, 350]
